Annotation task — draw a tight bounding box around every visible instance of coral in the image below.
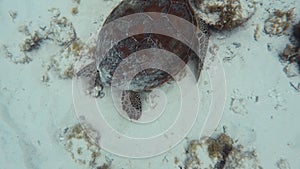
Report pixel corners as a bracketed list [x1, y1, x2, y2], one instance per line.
[192, 0, 256, 30]
[264, 9, 294, 35]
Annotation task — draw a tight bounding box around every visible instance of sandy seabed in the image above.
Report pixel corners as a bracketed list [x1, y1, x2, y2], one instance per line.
[0, 0, 300, 169]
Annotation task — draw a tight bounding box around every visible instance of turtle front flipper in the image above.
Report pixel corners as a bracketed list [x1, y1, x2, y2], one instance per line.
[121, 90, 142, 120]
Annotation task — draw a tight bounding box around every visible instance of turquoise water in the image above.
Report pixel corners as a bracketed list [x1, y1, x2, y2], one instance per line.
[0, 0, 299, 168]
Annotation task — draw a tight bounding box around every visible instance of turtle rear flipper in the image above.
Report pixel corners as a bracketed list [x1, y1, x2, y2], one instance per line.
[187, 49, 206, 81]
[187, 17, 209, 82]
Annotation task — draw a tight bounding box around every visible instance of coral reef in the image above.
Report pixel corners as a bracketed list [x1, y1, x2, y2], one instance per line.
[192, 0, 256, 30]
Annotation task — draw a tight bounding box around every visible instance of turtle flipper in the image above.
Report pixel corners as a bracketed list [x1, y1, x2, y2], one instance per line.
[187, 17, 209, 82]
[121, 90, 142, 120]
[187, 52, 204, 81]
[187, 30, 208, 81]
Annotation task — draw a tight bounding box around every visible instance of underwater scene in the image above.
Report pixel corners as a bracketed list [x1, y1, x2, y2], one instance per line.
[0, 0, 299, 168]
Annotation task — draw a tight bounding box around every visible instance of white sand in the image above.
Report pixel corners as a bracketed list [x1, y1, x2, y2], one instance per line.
[0, 0, 299, 168]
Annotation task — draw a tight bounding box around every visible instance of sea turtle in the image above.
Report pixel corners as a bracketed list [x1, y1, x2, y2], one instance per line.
[76, 0, 209, 120]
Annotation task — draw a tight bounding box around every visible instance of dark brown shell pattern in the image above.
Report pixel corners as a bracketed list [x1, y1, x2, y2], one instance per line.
[96, 0, 209, 120]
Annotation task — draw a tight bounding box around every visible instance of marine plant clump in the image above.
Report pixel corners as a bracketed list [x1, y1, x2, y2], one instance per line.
[192, 0, 256, 30]
[264, 8, 294, 36]
[60, 123, 102, 168]
[184, 133, 262, 169]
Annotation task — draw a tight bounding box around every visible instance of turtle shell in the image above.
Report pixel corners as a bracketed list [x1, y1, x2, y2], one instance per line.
[96, 0, 204, 91]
